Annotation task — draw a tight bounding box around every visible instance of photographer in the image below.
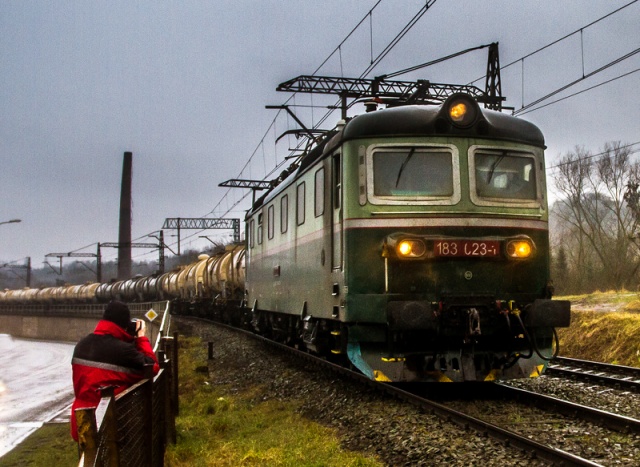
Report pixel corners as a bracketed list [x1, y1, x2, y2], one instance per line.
[70, 300, 159, 441]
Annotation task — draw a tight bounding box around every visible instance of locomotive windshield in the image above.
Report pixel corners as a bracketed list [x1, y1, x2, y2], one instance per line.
[472, 151, 538, 202]
[366, 144, 540, 207]
[372, 148, 454, 197]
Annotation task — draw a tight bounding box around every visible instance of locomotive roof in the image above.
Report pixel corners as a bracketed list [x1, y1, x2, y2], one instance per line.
[250, 99, 545, 213]
[340, 104, 545, 148]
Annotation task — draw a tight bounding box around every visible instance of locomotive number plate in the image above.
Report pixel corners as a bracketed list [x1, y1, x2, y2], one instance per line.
[434, 240, 500, 257]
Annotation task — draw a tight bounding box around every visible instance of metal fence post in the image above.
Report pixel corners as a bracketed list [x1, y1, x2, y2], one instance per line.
[161, 336, 176, 416]
[159, 337, 177, 445]
[164, 364, 177, 445]
[172, 331, 179, 415]
[142, 377, 153, 466]
[75, 407, 98, 465]
[96, 387, 119, 467]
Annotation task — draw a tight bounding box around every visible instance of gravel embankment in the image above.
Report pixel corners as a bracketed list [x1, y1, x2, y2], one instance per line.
[176, 317, 549, 466]
[507, 375, 640, 422]
[176, 317, 640, 465]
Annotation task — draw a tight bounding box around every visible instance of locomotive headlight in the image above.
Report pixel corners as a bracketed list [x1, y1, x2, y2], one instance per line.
[449, 102, 468, 122]
[506, 239, 534, 259]
[444, 94, 479, 128]
[397, 239, 426, 258]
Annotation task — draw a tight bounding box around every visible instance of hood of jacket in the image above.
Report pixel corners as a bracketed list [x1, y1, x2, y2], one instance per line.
[93, 319, 135, 343]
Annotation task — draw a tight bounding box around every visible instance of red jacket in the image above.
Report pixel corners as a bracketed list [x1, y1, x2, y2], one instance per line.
[70, 319, 160, 441]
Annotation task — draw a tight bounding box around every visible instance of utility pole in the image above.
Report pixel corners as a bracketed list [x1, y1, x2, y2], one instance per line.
[97, 243, 102, 283]
[101, 241, 158, 278]
[45, 252, 101, 282]
[162, 218, 242, 253]
[158, 231, 165, 274]
[0, 257, 31, 287]
[484, 42, 503, 111]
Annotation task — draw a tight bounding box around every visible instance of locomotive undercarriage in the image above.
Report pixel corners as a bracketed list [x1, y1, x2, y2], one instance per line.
[232, 304, 556, 383]
[249, 308, 346, 358]
[350, 296, 569, 382]
[172, 291, 568, 383]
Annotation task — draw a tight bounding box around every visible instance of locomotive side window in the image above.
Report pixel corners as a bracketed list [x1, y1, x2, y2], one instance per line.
[267, 205, 274, 240]
[332, 155, 341, 209]
[248, 219, 255, 248]
[297, 182, 305, 226]
[367, 145, 460, 205]
[257, 212, 263, 245]
[470, 148, 539, 206]
[314, 168, 325, 217]
[280, 195, 288, 233]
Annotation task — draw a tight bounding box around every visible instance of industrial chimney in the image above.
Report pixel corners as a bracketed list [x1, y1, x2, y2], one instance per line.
[117, 151, 132, 280]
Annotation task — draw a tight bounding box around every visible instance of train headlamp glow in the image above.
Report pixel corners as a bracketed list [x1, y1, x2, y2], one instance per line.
[506, 240, 533, 259]
[449, 102, 468, 122]
[445, 95, 478, 128]
[397, 239, 426, 258]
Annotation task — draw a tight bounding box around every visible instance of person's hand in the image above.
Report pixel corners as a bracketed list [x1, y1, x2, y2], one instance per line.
[136, 319, 147, 338]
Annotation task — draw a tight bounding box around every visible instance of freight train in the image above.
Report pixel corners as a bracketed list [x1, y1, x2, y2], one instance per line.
[0, 79, 570, 383]
[0, 245, 245, 309]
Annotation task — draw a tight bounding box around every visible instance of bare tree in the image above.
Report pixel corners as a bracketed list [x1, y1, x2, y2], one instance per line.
[551, 142, 640, 292]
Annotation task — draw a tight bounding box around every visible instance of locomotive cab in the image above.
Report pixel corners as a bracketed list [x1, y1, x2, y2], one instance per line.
[333, 93, 570, 382]
[242, 87, 570, 384]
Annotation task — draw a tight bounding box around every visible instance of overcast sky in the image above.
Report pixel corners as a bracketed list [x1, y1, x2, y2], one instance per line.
[1, 0, 638, 270]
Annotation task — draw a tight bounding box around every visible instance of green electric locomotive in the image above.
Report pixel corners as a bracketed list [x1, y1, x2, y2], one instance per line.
[243, 78, 570, 383]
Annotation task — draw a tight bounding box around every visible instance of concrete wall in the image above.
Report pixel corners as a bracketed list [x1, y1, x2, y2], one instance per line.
[0, 314, 99, 342]
[0, 302, 169, 344]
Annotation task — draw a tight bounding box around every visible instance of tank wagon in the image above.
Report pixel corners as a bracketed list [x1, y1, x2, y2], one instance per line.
[0, 245, 245, 313]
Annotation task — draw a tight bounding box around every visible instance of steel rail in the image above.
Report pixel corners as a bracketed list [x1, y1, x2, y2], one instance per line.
[193, 316, 601, 466]
[553, 356, 640, 378]
[548, 357, 640, 392]
[496, 383, 640, 435]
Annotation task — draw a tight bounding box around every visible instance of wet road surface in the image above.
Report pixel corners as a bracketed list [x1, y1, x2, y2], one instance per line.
[0, 334, 75, 457]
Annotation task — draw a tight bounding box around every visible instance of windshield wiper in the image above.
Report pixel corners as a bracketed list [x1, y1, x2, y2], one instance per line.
[395, 148, 416, 188]
[486, 154, 505, 184]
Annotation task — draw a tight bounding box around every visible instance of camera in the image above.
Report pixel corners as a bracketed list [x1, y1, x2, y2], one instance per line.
[127, 319, 139, 336]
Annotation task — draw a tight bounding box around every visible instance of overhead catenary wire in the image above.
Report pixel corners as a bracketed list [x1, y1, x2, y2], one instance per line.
[512, 47, 640, 116]
[516, 67, 640, 117]
[359, 0, 437, 79]
[545, 141, 640, 172]
[465, 0, 639, 115]
[180, 0, 638, 252]
[173, 0, 439, 251]
[20, 2, 433, 266]
[382, 43, 493, 80]
[509, 0, 637, 72]
[469, 0, 638, 84]
[113, 2, 640, 262]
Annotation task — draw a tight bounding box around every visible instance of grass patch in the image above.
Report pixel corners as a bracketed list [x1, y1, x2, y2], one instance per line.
[164, 336, 380, 467]
[557, 309, 640, 367]
[0, 423, 77, 466]
[622, 300, 640, 313]
[559, 290, 638, 309]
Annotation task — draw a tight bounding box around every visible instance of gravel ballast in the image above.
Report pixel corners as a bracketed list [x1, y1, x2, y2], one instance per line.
[177, 317, 552, 466]
[176, 317, 640, 465]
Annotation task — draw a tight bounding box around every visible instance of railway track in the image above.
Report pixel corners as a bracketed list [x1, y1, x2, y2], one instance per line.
[494, 384, 640, 435]
[547, 356, 640, 392]
[188, 317, 639, 465]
